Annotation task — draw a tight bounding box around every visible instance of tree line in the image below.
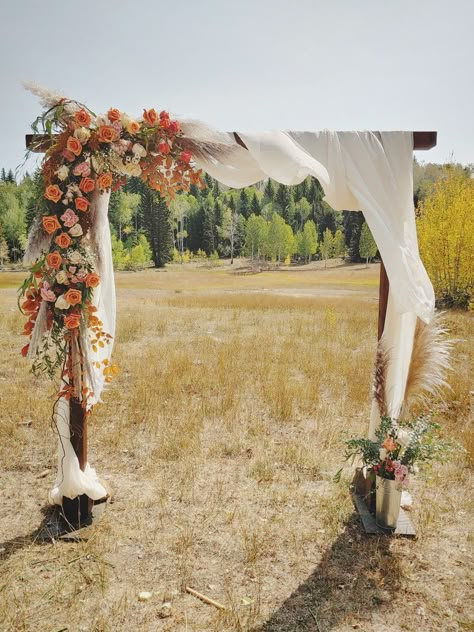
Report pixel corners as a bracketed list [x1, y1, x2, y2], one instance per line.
[0, 162, 472, 308]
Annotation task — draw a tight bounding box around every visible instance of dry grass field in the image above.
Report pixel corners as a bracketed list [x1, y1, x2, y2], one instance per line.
[0, 261, 472, 632]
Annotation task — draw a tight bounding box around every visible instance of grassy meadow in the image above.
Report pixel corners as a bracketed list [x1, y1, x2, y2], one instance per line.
[0, 261, 472, 632]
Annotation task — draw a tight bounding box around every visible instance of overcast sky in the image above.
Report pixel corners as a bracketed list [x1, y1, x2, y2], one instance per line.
[1, 0, 472, 176]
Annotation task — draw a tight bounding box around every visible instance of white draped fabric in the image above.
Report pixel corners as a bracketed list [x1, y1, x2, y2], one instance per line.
[49, 191, 114, 503]
[192, 129, 435, 438]
[46, 128, 434, 501]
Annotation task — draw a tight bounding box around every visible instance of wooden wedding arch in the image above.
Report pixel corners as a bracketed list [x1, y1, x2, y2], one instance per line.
[25, 127, 437, 528]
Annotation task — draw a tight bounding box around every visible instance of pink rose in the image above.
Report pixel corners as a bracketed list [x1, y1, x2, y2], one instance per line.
[40, 281, 56, 302]
[73, 161, 91, 177]
[60, 209, 79, 228]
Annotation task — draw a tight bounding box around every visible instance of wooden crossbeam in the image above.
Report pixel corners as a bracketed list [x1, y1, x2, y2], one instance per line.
[26, 131, 437, 153]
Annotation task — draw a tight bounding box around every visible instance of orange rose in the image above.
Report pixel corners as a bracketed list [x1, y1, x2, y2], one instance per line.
[44, 185, 63, 203]
[85, 272, 100, 288]
[127, 119, 140, 134]
[67, 136, 83, 157]
[143, 108, 158, 125]
[79, 177, 95, 193]
[97, 173, 113, 190]
[382, 437, 398, 452]
[42, 215, 61, 234]
[97, 125, 117, 143]
[64, 288, 82, 306]
[75, 197, 90, 212]
[55, 232, 72, 249]
[107, 108, 121, 122]
[64, 313, 81, 329]
[46, 251, 63, 270]
[75, 109, 91, 127]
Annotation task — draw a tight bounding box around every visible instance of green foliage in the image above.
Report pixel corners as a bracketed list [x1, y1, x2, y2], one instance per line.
[244, 214, 268, 258]
[296, 219, 318, 262]
[359, 221, 377, 264]
[320, 228, 335, 264]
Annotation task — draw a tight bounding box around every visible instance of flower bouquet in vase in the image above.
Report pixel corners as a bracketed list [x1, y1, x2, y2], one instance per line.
[344, 414, 451, 530]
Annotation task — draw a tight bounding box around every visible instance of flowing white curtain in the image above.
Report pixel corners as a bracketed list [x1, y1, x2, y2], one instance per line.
[49, 191, 114, 504]
[192, 129, 435, 437]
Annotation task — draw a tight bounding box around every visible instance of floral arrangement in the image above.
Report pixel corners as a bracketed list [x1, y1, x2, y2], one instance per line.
[19, 99, 203, 406]
[343, 414, 453, 488]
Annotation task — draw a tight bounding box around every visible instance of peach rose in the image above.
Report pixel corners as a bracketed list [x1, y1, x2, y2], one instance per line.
[55, 232, 72, 249]
[127, 119, 140, 134]
[382, 437, 398, 452]
[66, 136, 83, 157]
[158, 142, 170, 155]
[64, 288, 82, 306]
[42, 215, 61, 234]
[97, 173, 113, 190]
[97, 125, 117, 143]
[85, 272, 100, 288]
[46, 251, 63, 270]
[64, 313, 81, 329]
[75, 109, 92, 127]
[143, 108, 158, 125]
[79, 177, 95, 193]
[44, 185, 63, 203]
[75, 197, 90, 212]
[107, 108, 121, 122]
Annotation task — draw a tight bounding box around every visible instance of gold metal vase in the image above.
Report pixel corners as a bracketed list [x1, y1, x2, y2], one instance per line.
[375, 475, 402, 529]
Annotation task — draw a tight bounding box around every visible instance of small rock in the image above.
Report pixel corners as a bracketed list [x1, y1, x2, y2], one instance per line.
[138, 591, 153, 602]
[158, 602, 172, 618]
[36, 469, 50, 479]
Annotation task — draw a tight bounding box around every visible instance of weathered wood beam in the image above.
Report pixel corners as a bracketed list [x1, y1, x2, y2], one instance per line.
[27, 131, 438, 153]
[234, 131, 437, 151]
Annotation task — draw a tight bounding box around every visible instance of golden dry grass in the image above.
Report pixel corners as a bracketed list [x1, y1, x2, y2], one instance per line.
[0, 262, 472, 632]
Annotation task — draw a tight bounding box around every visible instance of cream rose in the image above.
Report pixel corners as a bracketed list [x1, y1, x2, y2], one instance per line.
[68, 250, 84, 264]
[123, 162, 142, 177]
[74, 127, 91, 143]
[397, 429, 413, 448]
[56, 165, 69, 181]
[379, 448, 387, 460]
[132, 143, 147, 158]
[55, 294, 69, 310]
[55, 270, 69, 285]
[69, 224, 83, 237]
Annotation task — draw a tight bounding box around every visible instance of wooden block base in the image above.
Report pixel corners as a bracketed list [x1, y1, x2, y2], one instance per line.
[37, 497, 108, 542]
[352, 492, 416, 537]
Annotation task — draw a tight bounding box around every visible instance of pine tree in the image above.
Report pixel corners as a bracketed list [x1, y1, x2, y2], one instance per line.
[142, 189, 173, 267]
[251, 192, 260, 215]
[263, 179, 275, 205]
[239, 188, 251, 219]
[6, 169, 15, 183]
[0, 168, 6, 182]
[274, 183, 291, 219]
[202, 193, 216, 253]
[343, 211, 365, 261]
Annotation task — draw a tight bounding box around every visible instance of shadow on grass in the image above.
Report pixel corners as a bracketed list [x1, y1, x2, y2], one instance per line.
[256, 513, 403, 632]
[0, 505, 70, 562]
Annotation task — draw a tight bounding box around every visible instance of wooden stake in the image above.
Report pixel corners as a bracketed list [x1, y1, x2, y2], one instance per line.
[185, 587, 226, 610]
[378, 261, 390, 340]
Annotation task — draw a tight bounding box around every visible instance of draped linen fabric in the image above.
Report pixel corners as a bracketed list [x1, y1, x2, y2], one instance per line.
[192, 129, 435, 438]
[44, 128, 434, 502]
[49, 191, 114, 503]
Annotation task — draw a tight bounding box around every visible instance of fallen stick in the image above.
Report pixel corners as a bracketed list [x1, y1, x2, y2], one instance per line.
[185, 586, 226, 610]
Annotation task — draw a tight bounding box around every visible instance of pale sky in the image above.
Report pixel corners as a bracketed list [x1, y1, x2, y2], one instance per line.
[1, 0, 472, 176]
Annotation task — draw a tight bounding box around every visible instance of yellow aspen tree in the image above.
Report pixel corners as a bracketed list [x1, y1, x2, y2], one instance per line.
[417, 170, 474, 309]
